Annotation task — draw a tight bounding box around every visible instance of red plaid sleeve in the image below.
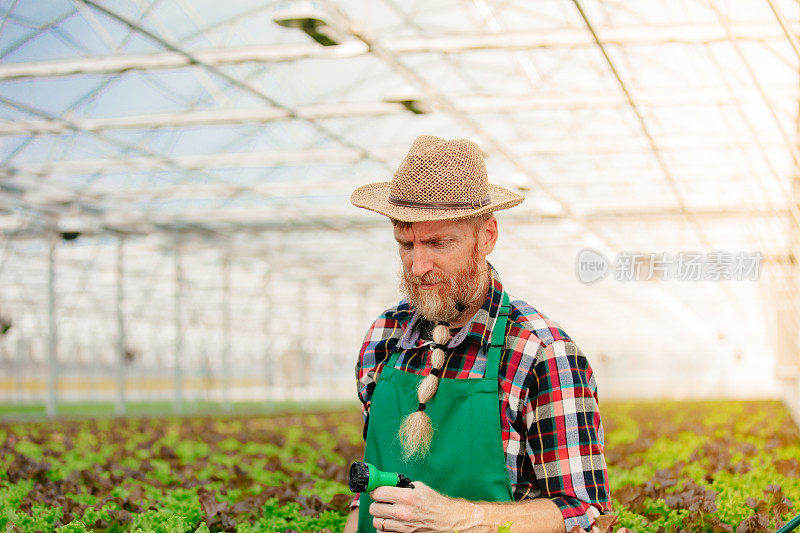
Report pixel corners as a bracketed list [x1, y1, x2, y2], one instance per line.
[524, 339, 611, 531]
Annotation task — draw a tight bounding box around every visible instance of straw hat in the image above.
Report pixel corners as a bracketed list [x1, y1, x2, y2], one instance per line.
[350, 135, 524, 222]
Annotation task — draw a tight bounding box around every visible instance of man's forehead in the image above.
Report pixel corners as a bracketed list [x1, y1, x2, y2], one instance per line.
[393, 219, 471, 240]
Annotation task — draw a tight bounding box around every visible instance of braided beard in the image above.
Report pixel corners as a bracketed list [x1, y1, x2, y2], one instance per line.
[399, 245, 485, 323]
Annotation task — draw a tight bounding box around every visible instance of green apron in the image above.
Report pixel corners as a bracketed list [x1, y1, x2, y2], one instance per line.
[357, 292, 514, 533]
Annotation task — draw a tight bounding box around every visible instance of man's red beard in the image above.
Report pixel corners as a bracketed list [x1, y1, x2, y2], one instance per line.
[399, 246, 486, 323]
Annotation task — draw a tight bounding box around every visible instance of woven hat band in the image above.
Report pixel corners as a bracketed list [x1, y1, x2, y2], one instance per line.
[388, 195, 492, 210]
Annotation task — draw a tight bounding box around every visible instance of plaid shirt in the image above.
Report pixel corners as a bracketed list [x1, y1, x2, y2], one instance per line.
[353, 265, 611, 532]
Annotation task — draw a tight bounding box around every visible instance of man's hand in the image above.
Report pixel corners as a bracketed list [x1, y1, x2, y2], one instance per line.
[367, 481, 567, 533]
[369, 481, 476, 533]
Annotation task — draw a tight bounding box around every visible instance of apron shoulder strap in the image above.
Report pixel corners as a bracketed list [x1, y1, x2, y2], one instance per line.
[484, 291, 511, 382]
[385, 346, 403, 368]
[382, 312, 416, 370]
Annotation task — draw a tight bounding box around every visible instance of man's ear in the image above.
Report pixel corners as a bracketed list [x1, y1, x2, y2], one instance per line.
[479, 217, 498, 256]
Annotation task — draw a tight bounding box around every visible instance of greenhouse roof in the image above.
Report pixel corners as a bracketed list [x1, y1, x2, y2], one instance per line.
[1, 0, 798, 399]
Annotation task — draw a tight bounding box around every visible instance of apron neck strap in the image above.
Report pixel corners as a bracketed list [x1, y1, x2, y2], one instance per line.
[385, 291, 511, 378]
[386, 345, 404, 368]
[484, 291, 510, 382]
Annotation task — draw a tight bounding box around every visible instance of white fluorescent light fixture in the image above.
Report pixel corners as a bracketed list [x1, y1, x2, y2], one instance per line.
[383, 89, 431, 115]
[272, 1, 346, 46]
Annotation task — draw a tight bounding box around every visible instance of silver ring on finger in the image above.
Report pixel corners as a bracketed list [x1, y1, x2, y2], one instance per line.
[381, 518, 387, 531]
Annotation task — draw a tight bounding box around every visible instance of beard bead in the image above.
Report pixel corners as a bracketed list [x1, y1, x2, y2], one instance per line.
[432, 324, 450, 345]
[417, 373, 439, 403]
[431, 347, 446, 369]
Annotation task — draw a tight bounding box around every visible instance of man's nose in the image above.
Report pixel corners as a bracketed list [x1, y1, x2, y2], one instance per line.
[411, 247, 433, 277]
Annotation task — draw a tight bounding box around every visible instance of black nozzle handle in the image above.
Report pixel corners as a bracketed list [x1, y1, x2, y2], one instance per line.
[348, 461, 416, 492]
[397, 474, 414, 489]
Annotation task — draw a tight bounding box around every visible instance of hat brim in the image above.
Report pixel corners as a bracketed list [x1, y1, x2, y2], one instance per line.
[350, 182, 524, 222]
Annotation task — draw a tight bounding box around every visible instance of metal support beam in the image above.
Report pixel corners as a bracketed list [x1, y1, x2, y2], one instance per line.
[15, 334, 24, 404]
[115, 234, 126, 415]
[262, 267, 273, 402]
[0, 147, 373, 177]
[0, 21, 795, 80]
[0, 9, 390, 238]
[772, 0, 800, 423]
[325, 284, 336, 394]
[326, 3, 577, 226]
[571, 0, 711, 249]
[77, 1, 385, 167]
[766, 0, 800, 62]
[46, 233, 57, 418]
[173, 241, 184, 413]
[0, 204, 792, 241]
[295, 282, 306, 400]
[221, 244, 231, 410]
[2, 89, 797, 136]
[2, 133, 792, 181]
[709, 0, 800, 233]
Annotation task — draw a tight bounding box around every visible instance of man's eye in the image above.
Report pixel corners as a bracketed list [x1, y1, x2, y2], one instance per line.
[400, 243, 413, 250]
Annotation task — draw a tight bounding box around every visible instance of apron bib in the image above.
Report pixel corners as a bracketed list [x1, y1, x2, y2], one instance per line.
[357, 292, 514, 533]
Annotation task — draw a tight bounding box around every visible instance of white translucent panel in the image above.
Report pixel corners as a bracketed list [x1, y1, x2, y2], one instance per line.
[1, 0, 799, 405]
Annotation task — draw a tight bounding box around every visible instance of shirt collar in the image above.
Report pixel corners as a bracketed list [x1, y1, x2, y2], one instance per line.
[398, 263, 506, 352]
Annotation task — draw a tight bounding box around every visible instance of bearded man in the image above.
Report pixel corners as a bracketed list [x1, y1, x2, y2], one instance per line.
[344, 135, 610, 533]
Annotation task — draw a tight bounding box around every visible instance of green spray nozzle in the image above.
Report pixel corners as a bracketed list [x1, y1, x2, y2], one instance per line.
[348, 461, 414, 493]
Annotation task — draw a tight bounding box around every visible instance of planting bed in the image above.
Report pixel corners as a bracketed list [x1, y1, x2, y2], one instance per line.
[0, 400, 798, 532]
[603, 400, 800, 532]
